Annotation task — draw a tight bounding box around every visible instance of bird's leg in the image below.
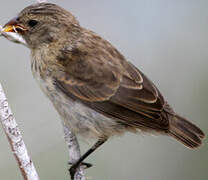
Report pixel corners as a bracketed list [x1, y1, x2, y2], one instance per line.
[69, 138, 108, 179]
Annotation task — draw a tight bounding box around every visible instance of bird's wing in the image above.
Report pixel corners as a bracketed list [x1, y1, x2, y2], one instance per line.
[55, 48, 122, 102]
[54, 31, 169, 131]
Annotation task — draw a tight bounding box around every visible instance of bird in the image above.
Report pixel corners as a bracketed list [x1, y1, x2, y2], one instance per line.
[2, 2, 205, 179]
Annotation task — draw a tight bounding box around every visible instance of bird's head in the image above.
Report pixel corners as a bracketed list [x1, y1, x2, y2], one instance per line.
[2, 3, 80, 48]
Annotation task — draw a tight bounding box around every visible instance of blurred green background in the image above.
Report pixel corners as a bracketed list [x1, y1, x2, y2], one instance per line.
[0, 0, 207, 179]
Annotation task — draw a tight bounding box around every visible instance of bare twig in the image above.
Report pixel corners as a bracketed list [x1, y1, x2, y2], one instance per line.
[0, 84, 39, 180]
[63, 124, 86, 180]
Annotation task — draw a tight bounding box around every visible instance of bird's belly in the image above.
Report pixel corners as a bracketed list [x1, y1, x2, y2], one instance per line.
[52, 93, 124, 138]
[33, 73, 125, 138]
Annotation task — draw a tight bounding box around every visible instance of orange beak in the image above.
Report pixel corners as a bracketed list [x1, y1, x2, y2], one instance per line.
[3, 17, 27, 33]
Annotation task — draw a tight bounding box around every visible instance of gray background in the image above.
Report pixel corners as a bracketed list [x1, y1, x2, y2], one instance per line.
[0, 0, 207, 179]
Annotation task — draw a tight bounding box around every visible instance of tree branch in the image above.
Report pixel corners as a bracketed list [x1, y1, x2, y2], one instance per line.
[63, 125, 86, 180]
[0, 83, 39, 180]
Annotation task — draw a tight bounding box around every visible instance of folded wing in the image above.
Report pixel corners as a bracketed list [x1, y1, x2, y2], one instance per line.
[54, 30, 169, 132]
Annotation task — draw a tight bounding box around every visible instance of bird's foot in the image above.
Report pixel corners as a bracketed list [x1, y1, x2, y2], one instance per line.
[68, 161, 93, 179]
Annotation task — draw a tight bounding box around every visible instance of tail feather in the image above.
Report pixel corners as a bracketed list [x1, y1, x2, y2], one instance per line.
[169, 115, 205, 149]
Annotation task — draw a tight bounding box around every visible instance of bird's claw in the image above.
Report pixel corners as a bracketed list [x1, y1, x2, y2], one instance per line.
[69, 162, 92, 180]
[69, 166, 76, 180]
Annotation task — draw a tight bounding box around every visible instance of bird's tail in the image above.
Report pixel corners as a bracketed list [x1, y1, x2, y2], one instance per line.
[169, 114, 205, 148]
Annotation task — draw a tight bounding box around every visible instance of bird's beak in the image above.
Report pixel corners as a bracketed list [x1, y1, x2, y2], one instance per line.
[3, 17, 27, 34]
[1, 17, 28, 46]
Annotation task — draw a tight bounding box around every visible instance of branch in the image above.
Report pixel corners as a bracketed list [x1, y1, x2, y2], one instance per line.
[0, 83, 39, 180]
[63, 125, 86, 180]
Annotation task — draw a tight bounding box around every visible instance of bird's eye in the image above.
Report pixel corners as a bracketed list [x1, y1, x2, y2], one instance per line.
[28, 20, 38, 27]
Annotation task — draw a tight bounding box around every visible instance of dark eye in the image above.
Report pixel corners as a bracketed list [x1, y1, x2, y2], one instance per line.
[28, 20, 38, 27]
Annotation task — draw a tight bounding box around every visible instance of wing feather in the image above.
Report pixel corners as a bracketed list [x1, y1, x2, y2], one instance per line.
[54, 29, 169, 131]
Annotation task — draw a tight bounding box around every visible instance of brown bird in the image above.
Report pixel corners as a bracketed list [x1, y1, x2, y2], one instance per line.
[2, 2, 205, 178]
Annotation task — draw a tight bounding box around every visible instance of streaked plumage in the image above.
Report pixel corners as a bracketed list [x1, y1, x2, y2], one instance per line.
[3, 2, 205, 153]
